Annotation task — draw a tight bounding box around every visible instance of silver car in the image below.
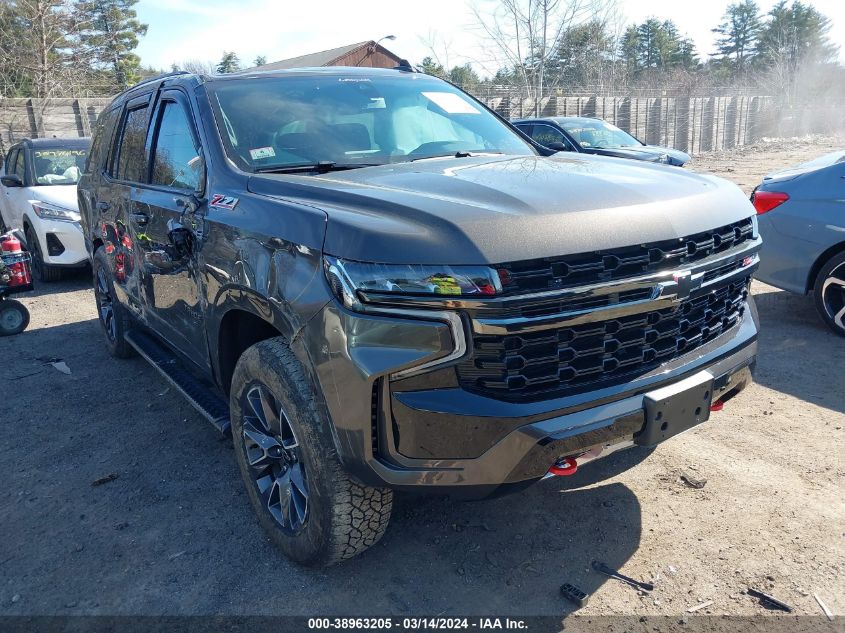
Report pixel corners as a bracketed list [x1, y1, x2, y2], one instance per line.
[753, 150, 845, 336]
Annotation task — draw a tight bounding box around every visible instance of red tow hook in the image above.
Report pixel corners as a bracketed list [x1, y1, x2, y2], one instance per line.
[548, 456, 578, 477]
[710, 400, 724, 412]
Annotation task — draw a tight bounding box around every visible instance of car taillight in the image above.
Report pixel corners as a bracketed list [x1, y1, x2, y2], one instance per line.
[752, 191, 789, 215]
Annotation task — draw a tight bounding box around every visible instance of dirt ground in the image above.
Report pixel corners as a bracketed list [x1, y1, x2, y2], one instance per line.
[1, 137, 843, 619]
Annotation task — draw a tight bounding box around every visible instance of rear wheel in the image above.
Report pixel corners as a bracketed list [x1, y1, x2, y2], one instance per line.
[0, 299, 29, 336]
[25, 226, 62, 282]
[230, 337, 393, 566]
[813, 251, 845, 337]
[92, 248, 134, 357]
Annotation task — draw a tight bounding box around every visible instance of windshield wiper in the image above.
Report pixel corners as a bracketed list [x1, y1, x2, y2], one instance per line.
[255, 161, 382, 174]
[410, 151, 503, 162]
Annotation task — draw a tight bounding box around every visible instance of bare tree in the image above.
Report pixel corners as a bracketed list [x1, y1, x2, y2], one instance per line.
[170, 59, 217, 75]
[0, 0, 90, 98]
[469, 0, 615, 111]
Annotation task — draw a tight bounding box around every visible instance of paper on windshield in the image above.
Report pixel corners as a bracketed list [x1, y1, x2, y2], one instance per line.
[422, 92, 481, 114]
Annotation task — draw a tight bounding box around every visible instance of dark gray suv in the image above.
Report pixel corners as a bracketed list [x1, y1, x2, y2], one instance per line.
[78, 67, 761, 565]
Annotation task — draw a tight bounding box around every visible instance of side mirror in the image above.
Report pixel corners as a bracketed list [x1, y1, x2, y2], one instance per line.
[1, 174, 23, 188]
[547, 142, 568, 152]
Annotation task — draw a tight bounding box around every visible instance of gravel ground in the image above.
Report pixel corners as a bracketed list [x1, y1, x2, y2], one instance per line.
[1, 138, 843, 618]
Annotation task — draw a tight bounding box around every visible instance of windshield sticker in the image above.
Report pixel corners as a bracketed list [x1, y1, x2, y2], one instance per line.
[210, 194, 239, 210]
[249, 146, 276, 160]
[421, 92, 480, 114]
[33, 149, 87, 158]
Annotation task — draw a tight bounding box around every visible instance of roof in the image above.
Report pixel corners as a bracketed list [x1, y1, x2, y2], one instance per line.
[249, 41, 401, 71]
[16, 137, 91, 148]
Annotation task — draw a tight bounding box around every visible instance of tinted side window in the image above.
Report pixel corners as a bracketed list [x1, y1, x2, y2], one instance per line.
[4, 149, 18, 176]
[151, 101, 202, 191]
[531, 124, 566, 147]
[13, 150, 26, 179]
[114, 105, 149, 182]
[88, 107, 120, 172]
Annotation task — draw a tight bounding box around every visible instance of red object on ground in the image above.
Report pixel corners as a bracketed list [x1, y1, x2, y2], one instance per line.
[710, 400, 724, 412]
[548, 456, 579, 476]
[1, 235, 32, 287]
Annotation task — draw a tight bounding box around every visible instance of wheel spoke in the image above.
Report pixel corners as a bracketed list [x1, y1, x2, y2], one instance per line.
[246, 386, 279, 434]
[242, 421, 284, 469]
[289, 463, 308, 527]
[833, 305, 845, 330]
[822, 276, 845, 293]
[280, 413, 298, 450]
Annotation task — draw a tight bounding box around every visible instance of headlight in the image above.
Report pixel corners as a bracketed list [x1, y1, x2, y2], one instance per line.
[324, 256, 502, 309]
[31, 202, 80, 223]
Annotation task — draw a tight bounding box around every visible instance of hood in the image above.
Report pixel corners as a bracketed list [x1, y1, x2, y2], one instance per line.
[248, 153, 754, 265]
[644, 145, 691, 166]
[763, 149, 845, 183]
[586, 145, 689, 166]
[27, 184, 79, 211]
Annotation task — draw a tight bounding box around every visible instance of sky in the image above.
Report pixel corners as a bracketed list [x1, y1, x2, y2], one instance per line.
[134, 0, 845, 75]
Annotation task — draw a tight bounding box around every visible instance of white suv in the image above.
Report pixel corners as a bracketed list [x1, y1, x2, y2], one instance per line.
[0, 138, 91, 281]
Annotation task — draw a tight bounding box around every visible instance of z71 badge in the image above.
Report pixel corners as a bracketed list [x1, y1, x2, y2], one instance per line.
[210, 194, 239, 210]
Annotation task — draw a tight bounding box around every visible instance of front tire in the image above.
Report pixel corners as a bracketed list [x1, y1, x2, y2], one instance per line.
[813, 251, 845, 337]
[92, 248, 134, 357]
[0, 299, 29, 336]
[230, 337, 393, 566]
[25, 227, 62, 282]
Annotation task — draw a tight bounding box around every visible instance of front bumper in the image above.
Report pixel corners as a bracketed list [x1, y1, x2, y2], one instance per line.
[29, 217, 87, 267]
[303, 293, 758, 497]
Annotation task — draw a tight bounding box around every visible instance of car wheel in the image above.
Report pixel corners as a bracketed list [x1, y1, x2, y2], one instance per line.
[25, 227, 62, 282]
[92, 247, 134, 357]
[813, 251, 845, 337]
[230, 337, 393, 566]
[0, 299, 29, 336]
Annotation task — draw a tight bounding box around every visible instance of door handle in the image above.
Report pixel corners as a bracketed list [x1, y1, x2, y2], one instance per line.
[96, 201, 111, 211]
[130, 211, 149, 226]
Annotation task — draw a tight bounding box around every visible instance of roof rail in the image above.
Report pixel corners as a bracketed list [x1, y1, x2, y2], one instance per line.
[130, 70, 191, 90]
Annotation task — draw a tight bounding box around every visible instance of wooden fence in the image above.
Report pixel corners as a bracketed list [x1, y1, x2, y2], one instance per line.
[0, 94, 838, 159]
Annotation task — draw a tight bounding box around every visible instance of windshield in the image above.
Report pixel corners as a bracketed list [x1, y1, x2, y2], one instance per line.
[32, 147, 88, 185]
[208, 74, 534, 172]
[560, 120, 641, 149]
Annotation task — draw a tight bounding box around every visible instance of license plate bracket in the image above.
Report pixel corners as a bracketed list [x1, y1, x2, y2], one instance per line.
[635, 370, 715, 446]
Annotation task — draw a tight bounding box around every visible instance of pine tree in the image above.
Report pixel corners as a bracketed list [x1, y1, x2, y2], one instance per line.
[77, 0, 148, 90]
[253, 55, 267, 67]
[216, 51, 240, 74]
[712, 0, 762, 76]
[419, 56, 447, 79]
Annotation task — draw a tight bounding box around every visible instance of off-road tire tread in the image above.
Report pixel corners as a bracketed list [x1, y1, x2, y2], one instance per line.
[231, 337, 392, 566]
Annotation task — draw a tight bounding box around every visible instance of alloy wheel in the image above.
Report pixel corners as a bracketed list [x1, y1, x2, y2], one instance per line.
[821, 262, 845, 332]
[94, 267, 117, 342]
[242, 384, 309, 534]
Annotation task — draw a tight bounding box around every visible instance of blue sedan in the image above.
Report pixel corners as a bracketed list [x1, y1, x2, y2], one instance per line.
[752, 150, 845, 336]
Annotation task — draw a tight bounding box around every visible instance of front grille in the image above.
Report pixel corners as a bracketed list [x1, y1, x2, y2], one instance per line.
[498, 218, 754, 294]
[457, 277, 750, 401]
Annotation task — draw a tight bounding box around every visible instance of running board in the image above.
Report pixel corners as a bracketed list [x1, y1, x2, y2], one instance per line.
[125, 330, 231, 437]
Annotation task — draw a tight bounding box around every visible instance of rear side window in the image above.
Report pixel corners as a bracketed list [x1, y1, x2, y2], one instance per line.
[151, 100, 202, 191]
[88, 108, 120, 172]
[531, 124, 566, 147]
[114, 105, 149, 182]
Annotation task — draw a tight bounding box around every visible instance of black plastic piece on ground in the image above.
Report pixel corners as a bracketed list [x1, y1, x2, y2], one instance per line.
[747, 588, 793, 612]
[591, 560, 654, 592]
[126, 330, 231, 437]
[560, 583, 589, 608]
